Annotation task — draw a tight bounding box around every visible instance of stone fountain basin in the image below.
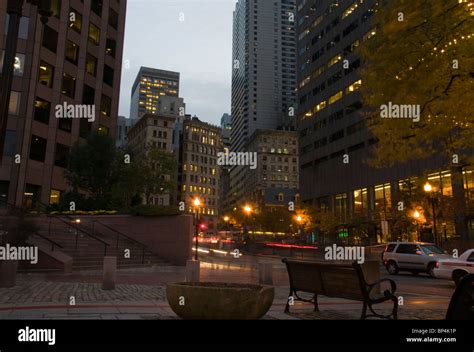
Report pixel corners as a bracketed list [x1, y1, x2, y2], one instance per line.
[166, 282, 274, 320]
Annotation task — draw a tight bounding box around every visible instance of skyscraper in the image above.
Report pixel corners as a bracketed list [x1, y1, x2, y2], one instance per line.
[296, 0, 472, 242]
[230, 0, 297, 207]
[231, 0, 297, 153]
[0, 0, 127, 208]
[129, 67, 180, 122]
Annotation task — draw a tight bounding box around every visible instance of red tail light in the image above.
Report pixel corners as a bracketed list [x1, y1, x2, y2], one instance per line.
[436, 262, 439, 268]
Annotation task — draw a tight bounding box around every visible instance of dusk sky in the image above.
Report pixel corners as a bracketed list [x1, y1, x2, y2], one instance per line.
[119, 0, 236, 126]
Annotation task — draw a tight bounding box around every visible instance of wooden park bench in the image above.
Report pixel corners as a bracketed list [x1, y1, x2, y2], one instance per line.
[282, 258, 398, 320]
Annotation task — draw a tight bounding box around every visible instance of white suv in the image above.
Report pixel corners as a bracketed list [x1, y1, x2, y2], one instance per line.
[382, 242, 451, 277]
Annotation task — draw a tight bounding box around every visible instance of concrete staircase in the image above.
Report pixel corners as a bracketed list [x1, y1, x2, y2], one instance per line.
[34, 217, 169, 271]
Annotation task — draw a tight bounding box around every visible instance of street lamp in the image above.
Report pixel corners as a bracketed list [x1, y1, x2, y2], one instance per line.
[242, 205, 252, 248]
[0, 0, 52, 163]
[193, 197, 201, 260]
[424, 182, 439, 245]
[412, 210, 421, 241]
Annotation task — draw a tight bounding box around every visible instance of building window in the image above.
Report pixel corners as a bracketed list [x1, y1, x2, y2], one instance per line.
[8, 91, 20, 115]
[0, 51, 26, 76]
[69, 8, 82, 32]
[464, 168, 474, 202]
[29, 135, 47, 162]
[88, 23, 100, 45]
[109, 8, 119, 29]
[54, 143, 69, 168]
[61, 73, 76, 98]
[0, 181, 9, 207]
[103, 64, 114, 86]
[5, 15, 29, 39]
[65, 40, 79, 65]
[82, 84, 95, 105]
[353, 188, 368, 212]
[428, 171, 453, 196]
[91, 0, 103, 16]
[86, 54, 97, 76]
[328, 91, 343, 105]
[23, 184, 41, 209]
[106, 38, 116, 57]
[58, 118, 72, 133]
[98, 125, 109, 136]
[100, 95, 112, 116]
[335, 193, 348, 223]
[51, 0, 61, 17]
[346, 80, 362, 94]
[38, 61, 54, 88]
[42, 25, 58, 53]
[49, 189, 61, 205]
[34, 97, 51, 124]
[278, 193, 284, 202]
[374, 184, 391, 213]
[80, 119, 92, 138]
[4, 131, 16, 156]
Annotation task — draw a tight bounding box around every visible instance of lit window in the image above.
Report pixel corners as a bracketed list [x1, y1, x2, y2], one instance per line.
[346, 80, 362, 94]
[329, 91, 343, 104]
[328, 54, 342, 68]
[313, 100, 327, 113]
[88, 23, 100, 45]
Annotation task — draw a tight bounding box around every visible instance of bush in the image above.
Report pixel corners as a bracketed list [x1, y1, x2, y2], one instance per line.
[130, 205, 180, 217]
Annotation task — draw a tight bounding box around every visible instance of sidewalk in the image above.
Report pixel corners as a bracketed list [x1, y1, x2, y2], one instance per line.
[0, 266, 450, 320]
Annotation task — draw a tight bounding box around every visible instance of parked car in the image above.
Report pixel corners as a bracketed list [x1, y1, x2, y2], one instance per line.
[382, 242, 451, 277]
[434, 249, 474, 285]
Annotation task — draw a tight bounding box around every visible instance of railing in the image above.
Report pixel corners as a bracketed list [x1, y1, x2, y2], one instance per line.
[48, 215, 110, 257]
[33, 231, 64, 252]
[94, 220, 147, 264]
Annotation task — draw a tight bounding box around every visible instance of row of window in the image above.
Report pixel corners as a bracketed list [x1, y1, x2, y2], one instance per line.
[183, 164, 217, 176]
[302, 80, 362, 120]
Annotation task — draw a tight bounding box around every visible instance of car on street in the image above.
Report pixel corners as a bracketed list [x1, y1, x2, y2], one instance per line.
[382, 242, 451, 277]
[434, 249, 474, 285]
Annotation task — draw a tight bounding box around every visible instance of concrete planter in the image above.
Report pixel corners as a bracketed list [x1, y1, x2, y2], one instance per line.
[167, 282, 274, 320]
[0, 260, 19, 288]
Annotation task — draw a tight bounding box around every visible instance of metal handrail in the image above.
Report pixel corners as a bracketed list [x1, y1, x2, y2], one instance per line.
[95, 220, 147, 264]
[32, 231, 64, 252]
[49, 215, 109, 256]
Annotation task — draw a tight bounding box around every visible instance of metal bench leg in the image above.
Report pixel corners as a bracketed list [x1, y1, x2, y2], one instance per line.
[360, 302, 368, 320]
[313, 294, 319, 312]
[391, 297, 398, 320]
[285, 288, 293, 313]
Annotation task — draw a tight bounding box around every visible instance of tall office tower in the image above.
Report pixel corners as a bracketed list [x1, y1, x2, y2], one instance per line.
[0, 0, 127, 208]
[296, 0, 472, 242]
[129, 67, 180, 122]
[230, 0, 297, 207]
[219, 113, 232, 214]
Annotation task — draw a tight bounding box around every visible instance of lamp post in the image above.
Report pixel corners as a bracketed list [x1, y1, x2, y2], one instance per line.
[295, 215, 304, 243]
[424, 182, 439, 246]
[243, 205, 252, 247]
[413, 210, 421, 242]
[193, 197, 201, 260]
[0, 0, 52, 163]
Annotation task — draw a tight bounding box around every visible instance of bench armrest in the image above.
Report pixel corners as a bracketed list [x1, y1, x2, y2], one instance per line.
[367, 278, 397, 298]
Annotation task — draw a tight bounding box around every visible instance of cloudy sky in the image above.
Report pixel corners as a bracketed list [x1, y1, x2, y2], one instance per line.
[119, 0, 236, 126]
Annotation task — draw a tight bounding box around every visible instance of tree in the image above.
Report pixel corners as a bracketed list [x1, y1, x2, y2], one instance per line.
[65, 133, 121, 208]
[358, 0, 474, 241]
[358, 0, 474, 167]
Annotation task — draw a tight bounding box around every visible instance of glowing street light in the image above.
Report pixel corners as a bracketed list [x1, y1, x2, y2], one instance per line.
[243, 205, 252, 215]
[423, 182, 439, 245]
[192, 197, 202, 260]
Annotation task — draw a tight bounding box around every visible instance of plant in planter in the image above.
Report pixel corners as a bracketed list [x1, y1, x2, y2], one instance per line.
[0, 208, 39, 288]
